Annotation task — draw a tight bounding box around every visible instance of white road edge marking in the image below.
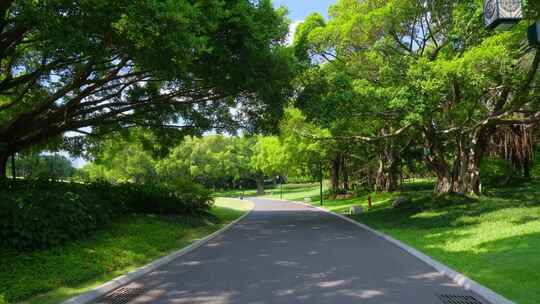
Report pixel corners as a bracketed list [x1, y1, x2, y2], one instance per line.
[292, 200, 514, 304]
[62, 199, 254, 304]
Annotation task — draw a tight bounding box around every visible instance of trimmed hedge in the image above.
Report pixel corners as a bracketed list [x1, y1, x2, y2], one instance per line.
[118, 183, 213, 216]
[0, 180, 213, 250]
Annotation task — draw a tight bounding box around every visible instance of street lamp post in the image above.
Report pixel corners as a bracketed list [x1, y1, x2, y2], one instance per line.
[276, 175, 283, 200]
[320, 163, 323, 206]
[11, 153, 15, 180]
[239, 184, 244, 200]
[280, 176, 283, 200]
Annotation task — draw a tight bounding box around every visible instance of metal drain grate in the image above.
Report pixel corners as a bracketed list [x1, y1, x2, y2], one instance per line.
[96, 287, 145, 304]
[438, 294, 484, 304]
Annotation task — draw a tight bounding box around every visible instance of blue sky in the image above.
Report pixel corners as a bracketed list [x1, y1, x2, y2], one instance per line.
[274, 0, 335, 44]
[273, 0, 335, 21]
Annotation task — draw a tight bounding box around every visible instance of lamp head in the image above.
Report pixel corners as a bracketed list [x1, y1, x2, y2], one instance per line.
[484, 0, 523, 31]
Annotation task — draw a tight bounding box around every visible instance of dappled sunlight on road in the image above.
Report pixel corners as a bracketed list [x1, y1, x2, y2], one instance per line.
[101, 198, 488, 304]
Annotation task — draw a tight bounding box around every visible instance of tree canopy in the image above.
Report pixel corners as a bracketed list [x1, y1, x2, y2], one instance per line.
[82, 108, 328, 192]
[0, 0, 295, 178]
[6, 0, 540, 199]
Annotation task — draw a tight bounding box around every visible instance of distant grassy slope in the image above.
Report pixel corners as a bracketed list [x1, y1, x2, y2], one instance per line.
[261, 183, 324, 201]
[1, 198, 253, 304]
[216, 182, 326, 202]
[214, 188, 259, 198]
[313, 181, 540, 304]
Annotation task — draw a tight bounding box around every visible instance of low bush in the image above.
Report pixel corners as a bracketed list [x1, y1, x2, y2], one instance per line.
[0, 181, 121, 250]
[0, 180, 212, 250]
[119, 182, 214, 215]
[479, 157, 534, 187]
[480, 157, 512, 186]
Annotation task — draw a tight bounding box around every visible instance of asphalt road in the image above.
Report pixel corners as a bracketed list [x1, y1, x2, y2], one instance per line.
[97, 198, 490, 304]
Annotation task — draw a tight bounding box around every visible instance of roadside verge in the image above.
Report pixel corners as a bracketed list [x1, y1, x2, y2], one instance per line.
[292, 200, 514, 304]
[62, 198, 254, 304]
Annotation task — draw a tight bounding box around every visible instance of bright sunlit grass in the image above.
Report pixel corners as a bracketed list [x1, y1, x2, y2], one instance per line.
[262, 182, 324, 201]
[215, 182, 326, 202]
[316, 181, 540, 304]
[212, 197, 254, 220]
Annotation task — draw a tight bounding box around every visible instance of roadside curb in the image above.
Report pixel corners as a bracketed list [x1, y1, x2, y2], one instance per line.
[292, 201, 514, 304]
[62, 199, 254, 304]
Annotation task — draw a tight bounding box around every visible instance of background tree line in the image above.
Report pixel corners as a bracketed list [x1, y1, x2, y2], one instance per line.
[7, 152, 76, 181]
[82, 108, 328, 194]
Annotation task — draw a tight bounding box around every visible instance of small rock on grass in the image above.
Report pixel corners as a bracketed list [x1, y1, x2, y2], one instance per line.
[392, 196, 412, 209]
[349, 205, 364, 215]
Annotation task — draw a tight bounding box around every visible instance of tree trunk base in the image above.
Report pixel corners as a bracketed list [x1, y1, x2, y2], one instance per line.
[256, 175, 264, 195]
[435, 175, 452, 194]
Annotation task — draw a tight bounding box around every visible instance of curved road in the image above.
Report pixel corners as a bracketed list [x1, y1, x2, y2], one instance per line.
[97, 198, 489, 304]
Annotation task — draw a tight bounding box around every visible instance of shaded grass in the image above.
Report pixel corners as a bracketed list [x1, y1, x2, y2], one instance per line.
[0, 198, 253, 304]
[314, 181, 540, 304]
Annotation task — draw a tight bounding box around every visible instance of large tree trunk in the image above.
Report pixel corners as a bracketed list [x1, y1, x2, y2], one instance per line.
[466, 152, 481, 194]
[375, 142, 399, 192]
[453, 130, 487, 195]
[433, 130, 487, 195]
[256, 174, 264, 195]
[451, 137, 465, 193]
[0, 152, 8, 181]
[387, 158, 399, 192]
[375, 156, 386, 191]
[435, 171, 452, 193]
[376, 162, 399, 192]
[11, 153, 16, 180]
[464, 130, 486, 194]
[423, 124, 453, 194]
[430, 142, 482, 195]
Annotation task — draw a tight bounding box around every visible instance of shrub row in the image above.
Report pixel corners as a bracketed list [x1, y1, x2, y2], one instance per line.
[0, 180, 213, 250]
[119, 182, 213, 216]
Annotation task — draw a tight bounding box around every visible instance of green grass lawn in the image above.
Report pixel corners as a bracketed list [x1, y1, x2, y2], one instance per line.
[216, 182, 325, 202]
[0, 198, 253, 304]
[214, 188, 260, 198]
[311, 181, 540, 304]
[261, 183, 324, 201]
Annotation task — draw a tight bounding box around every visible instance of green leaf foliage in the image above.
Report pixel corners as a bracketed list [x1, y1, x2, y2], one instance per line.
[0, 0, 295, 168]
[0, 180, 212, 250]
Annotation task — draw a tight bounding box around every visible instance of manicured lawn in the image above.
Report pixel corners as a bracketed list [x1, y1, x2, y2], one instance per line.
[261, 183, 324, 201]
[216, 182, 326, 202]
[215, 188, 260, 198]
[0, 198, 253, 304]
[312, 181, 540, 304]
